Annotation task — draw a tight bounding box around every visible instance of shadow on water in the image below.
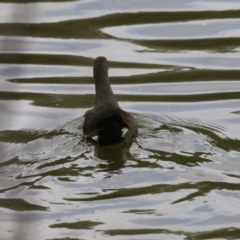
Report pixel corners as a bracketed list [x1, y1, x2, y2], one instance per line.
[94, 144, 130, 174]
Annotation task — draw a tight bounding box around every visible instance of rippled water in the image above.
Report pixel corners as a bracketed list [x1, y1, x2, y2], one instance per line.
[1, 1, 240, 239]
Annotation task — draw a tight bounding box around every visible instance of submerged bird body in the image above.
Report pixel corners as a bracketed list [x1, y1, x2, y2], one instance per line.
[83, 57, 138, 145]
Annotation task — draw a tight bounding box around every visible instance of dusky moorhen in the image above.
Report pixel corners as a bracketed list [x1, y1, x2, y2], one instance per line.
[83, 56, 138, 145]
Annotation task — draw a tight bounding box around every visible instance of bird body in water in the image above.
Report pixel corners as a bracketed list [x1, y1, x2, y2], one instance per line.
[83, 56, 138, 145]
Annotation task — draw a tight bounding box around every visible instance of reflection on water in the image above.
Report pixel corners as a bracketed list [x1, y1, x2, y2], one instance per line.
[102, 19, 240, 40]
[1, 0, 240, 239]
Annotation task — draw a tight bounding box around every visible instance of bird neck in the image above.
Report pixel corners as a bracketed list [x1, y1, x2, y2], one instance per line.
[94, 74, 119, 107]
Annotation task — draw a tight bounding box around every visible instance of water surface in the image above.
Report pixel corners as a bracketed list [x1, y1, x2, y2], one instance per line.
[0, 0, 240, 239]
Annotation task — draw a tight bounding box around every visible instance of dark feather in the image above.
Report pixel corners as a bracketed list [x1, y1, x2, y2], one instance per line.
[83, 57, 138, 145]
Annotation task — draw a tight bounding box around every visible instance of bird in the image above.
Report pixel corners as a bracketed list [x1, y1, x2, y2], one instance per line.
[83, 56, 138, 145]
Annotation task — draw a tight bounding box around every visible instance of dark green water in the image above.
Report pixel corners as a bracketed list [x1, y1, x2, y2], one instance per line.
[0, 1, 240, 239]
